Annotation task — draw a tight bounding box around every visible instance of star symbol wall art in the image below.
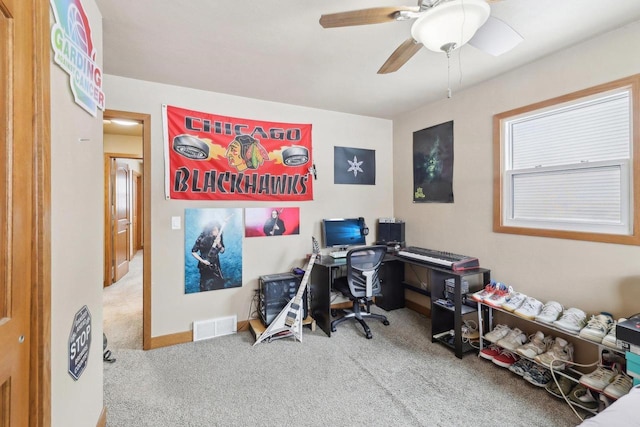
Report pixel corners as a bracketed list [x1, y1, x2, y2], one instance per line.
[334, 146, 376, 185]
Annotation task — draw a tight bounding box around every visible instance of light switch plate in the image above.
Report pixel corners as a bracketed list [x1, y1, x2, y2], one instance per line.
[171, 216, 181, 230]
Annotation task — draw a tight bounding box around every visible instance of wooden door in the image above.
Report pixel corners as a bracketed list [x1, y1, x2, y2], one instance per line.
[0, 0, 35, 425]
[113, 160, 131, 282]
[133, 171, 143, 251]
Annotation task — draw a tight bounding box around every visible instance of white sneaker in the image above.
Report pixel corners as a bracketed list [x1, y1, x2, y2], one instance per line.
[484, 284, 513, 308]
[535, 301, 564, 325]
[534, 337, 574, 370]
[516, 331, 552, 358]
[579, 312, 614, 343]
[553, 307, 587, 334]
[501, 292, 527, 312]
[579, 365, 619, 392]
[484, 324, 511, 342]
[602, 372, 633, 400]
[496, 327, 527, 351]
[513, 297, 543, 320]
[602, 318, 627, 349]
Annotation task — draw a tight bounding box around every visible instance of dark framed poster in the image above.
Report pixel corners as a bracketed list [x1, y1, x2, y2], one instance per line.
[334, 146, 376, 185]
[413, 121, 454, 203]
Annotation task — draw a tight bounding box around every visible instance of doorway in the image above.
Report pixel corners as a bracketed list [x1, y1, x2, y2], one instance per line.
[103, 110, 151, 350]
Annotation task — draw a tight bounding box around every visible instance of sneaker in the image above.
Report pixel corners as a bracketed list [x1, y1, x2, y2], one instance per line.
[492, 348, 519, 368]
[513, 297, 544, 320]
[579, 312, 614, 343]
[471, 280, 497, 302]
[546, 375, 576, 399]
[599, 393, 612, 412]
[524, 364, 553, 387]
[569, 384, 599, 411]
[484, 324, 511, 342]
[553, 307, 587, 334]
[509, 358, 535, 377]
[534, 337, 574, 370]
[535, 301, 564, 325]
[501, 292, 527, 312]
[516, 331, 552, 358]
[602, 372, 633, 400]
[479, 343, 502, 360]
[496, 327, 527, 351]
[602, 318, 626, 349]
[579, 366, 619, 392]
[461, 320, 479, 340]
[484, 284, 513, 308]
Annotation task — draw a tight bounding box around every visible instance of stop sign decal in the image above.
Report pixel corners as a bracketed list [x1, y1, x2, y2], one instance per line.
[68, 305, 92, 381]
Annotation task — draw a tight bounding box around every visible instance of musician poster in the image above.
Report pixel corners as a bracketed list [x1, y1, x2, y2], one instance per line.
[412, 121, 454, 203]
[244, 207, 300, 237]
[184, 208, 243, 294]
[163, 105, 313, 201]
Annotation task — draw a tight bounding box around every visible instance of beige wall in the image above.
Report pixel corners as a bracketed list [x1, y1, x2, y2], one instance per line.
[50, 1, 104, 426]
[102, 75, 394, 337]
[393, 21, 640, 318]
[104, 133, 143, 156]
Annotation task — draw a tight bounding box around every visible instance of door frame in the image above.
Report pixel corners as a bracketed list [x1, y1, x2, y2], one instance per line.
[103, 109, 152, 350]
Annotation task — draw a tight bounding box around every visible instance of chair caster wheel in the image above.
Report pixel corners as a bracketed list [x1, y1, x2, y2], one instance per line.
[383, 320, 390, 326]
[331, 310, 337, 317]
[331, 326, 336, 332]
[366, 333, 373, 339]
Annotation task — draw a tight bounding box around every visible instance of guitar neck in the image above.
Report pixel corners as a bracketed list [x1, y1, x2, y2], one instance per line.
[293, 253, 317, 300]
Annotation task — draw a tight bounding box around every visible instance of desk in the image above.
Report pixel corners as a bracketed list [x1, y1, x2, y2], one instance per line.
[309, 254, 405, 337]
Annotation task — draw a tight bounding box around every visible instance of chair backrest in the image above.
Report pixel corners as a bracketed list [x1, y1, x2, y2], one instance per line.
[345, 245, 387, 299]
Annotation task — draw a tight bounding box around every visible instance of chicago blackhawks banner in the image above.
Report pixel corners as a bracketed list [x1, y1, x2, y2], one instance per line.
[163, 105, 313, 201]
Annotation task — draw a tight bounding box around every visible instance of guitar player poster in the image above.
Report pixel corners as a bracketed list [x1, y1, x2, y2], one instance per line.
[413, 121, 454, 203]
[184, 208, 243, 294]
[244, 207, 300, 237]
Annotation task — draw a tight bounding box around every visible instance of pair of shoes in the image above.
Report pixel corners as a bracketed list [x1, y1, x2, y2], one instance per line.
[484, 324, 511, 342]
[524, 364, 552, 387]
[579, 365, 619, 392]
[579, 312, 614, 343]
[492, 348, 519, 368]
[484, 283, 514, 308]
[461, 320, 479, 340]
[602, 372, 633, 400]
[535, 301, 564, 324]
[513, 296, 543, 320]
[471, 280, 497, 302]
[479, 343, 502, 360]
[545, 375, 575, 399]
[501, 291, 527, 312]
[509, 358, 535, 377]
[601, 317, 627, 349]
[534, 337, 574, 370]
[568, 384, 599, 411]
[552, 307, 587, 334]
[496, 328, 527, 351]
[516, 331, 553, 358]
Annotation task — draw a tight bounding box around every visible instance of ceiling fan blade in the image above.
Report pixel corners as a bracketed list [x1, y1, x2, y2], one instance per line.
[378, 38, 423, 74]
[320, 7, 419, 28]
[468, 15, 523, 56]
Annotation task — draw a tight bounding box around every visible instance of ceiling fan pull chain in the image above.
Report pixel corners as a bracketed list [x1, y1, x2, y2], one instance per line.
[446, 48, 452, 99]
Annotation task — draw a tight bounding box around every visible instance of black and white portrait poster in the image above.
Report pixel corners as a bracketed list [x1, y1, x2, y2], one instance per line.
[413, 121, 454, 203]
[184, 208, 243, 294]
[334, 146, 376, 185]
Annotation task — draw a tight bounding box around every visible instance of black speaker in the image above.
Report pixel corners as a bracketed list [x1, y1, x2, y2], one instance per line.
[376, 221, 405, 245]
[258, 273, 308, 326]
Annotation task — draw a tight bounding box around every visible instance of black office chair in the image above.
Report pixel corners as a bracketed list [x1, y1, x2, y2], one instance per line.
[330, 245, 390, 339]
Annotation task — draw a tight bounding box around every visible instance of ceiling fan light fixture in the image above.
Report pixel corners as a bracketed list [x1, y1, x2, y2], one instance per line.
[410, 0, 490, 53]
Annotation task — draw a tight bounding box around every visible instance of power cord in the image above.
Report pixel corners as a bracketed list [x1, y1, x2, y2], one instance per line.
[548, 355, 602, 422]
[238, 289, 260, 332]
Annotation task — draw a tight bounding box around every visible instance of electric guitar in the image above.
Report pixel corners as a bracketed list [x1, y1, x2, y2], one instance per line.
[203, 213, 234, 270]
[253, 237, 320, 345]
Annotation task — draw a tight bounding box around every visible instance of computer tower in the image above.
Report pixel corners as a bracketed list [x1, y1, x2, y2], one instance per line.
[376, 221, 405, 245]
[258, 272, 308, 326]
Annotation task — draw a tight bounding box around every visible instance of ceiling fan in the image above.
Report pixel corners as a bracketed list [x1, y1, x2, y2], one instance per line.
[319, 0, 523, 74]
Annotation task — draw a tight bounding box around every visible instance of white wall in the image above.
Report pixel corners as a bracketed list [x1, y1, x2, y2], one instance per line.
[103, 75, 394, 336]
[393, 21, 640, 317]
[50, 1, 104, 426]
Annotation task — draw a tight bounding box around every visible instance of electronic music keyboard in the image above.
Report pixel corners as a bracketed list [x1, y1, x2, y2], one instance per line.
[396, 246, 479, 271]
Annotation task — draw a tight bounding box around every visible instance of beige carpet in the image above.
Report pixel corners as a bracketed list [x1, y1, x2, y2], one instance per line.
[103, 250, 143, 351]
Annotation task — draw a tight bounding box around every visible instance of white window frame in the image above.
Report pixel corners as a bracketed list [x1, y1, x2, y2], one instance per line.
[493, 75, 640, 245]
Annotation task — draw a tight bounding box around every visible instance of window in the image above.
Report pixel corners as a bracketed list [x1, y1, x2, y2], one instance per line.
[493, 75, 640, 245]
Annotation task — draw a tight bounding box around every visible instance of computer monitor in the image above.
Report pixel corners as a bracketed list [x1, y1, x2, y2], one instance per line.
[321, 218, 366, 249]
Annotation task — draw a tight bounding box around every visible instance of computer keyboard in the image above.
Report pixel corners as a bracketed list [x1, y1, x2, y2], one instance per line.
[330, 250, 348, 259]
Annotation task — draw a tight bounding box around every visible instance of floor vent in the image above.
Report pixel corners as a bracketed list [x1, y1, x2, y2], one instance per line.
[193, 315, 237, 341]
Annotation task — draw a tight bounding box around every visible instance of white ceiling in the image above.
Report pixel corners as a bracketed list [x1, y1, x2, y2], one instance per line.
[95, 0, 640, 120]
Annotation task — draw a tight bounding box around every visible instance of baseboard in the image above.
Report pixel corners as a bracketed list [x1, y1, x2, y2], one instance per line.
[148, 321, 247, 349]
[96, 406, 106, 427]
[405, 300, 431, 318]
